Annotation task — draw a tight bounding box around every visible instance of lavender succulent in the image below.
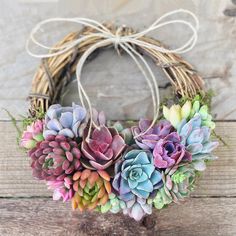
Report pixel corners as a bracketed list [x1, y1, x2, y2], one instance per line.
[153, 132, 192, 169]
[131, 119, 173, 150]
[123, 196, 152, 221]
[43, 103, 87, 139]
[113, 150, 163, 201]
[178, 115, 218, 171]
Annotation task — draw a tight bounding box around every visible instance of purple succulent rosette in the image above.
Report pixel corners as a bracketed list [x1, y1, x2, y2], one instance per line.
[153, 132, 192, 169]
[43, 103, 87, 139]
[131, 119, 173, 150]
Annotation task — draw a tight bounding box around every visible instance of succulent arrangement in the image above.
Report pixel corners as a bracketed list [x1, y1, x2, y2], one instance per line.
[19, 96, 218, 221]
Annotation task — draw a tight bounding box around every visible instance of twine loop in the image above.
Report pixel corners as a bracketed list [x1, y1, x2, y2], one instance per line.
[26, 9, 199, 141]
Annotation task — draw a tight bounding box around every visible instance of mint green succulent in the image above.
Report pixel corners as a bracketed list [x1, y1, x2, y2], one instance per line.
[112, 121, 134, 145]
[189, 100, 215, 129]
[98, 193, 126, 214]
[148, 164, 196, 209]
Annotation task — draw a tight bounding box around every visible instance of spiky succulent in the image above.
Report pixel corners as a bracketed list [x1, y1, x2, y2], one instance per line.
[72, 169, 111, 211]
[29, 134, 81, 181]
[43, 103, 88, 139]
[178, 115, 218, 171]
[113, 150, 163, 201]
[20, 119, 44, 149]
[148, 164, 196, 209]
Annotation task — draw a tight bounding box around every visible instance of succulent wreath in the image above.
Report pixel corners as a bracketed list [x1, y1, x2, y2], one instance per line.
[18, 9, 218, 221]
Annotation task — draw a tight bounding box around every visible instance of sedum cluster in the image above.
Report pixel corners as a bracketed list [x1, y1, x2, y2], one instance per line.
[20, 96, 218, 221]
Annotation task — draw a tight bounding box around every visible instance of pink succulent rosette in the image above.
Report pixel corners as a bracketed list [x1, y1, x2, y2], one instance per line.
[81, 126, 126, 170]
[47, 176, 74, 202]
[20, 119, 44, 149]
[153, 132, 192, 169]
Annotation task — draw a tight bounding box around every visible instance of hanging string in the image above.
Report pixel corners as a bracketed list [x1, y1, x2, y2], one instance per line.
[26, 9, 199, 141]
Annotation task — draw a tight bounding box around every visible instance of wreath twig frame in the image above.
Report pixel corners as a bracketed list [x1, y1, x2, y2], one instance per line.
[29, 24, 204, 116]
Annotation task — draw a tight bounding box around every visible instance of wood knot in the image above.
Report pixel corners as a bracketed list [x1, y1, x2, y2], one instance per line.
[141, 216, 156, 229]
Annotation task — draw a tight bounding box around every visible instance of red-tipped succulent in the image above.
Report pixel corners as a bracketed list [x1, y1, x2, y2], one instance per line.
[29, 135, 81, 181]
[81, 126, 126, 170]
[81, 110, 126, 170]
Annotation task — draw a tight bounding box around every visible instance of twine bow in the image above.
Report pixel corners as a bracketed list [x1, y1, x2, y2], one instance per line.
[26, 9, 199, 141]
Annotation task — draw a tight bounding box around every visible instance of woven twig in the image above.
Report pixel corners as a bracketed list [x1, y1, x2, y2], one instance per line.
[29, 24, 204, 117]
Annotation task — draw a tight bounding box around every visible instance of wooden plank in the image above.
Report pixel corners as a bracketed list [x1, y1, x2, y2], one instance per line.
[0, 121, 235, 198]
[0, 198, 235, 236]
[0, 0, 236, 120]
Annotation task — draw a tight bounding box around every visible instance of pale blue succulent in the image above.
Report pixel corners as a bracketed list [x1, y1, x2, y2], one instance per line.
[177, 114, 218, 171]
[43, 103, 87, 139]
[112, 150, 163, 201]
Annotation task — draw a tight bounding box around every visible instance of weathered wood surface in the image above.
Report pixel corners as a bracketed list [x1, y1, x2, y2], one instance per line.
[0, 198, 236, 236]
[0, 0, 236, 120]
[0, 121, 236, 235]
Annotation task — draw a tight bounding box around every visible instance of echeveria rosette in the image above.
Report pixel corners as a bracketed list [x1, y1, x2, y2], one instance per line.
[131, 119, 173, 150]
[29, 134, 81, 181]
[148, 164, 196, 209]
[153, 132, 192, 169]
[81, 126, 126, 170]
[112, 150, 163, 201]
[47, 176, 74, 202]
[43, 103, 88, 139]
[20, 119, 44, 149]
[72, 169, 112, 211]
[178, 114, 218, 171]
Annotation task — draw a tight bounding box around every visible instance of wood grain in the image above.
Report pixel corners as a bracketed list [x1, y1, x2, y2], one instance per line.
[0, 198, 236, 236]
[0, 121, 235, 198]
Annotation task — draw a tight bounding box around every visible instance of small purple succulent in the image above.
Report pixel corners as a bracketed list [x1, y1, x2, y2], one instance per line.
[131, 119, 173, 150]
[153, 132, 192, 169]
[43, 103, 87, 139]
[123, 197, 152, 221]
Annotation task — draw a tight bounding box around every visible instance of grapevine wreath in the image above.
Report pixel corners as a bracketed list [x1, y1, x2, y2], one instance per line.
[19, 10, 218, 221]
